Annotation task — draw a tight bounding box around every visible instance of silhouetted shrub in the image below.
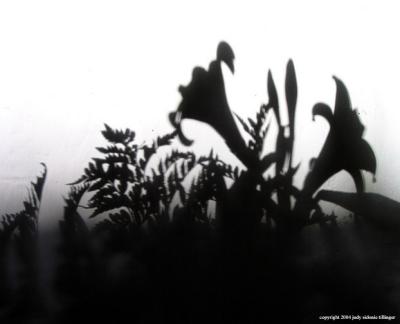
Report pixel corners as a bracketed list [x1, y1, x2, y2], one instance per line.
[1, 41, 399, 323]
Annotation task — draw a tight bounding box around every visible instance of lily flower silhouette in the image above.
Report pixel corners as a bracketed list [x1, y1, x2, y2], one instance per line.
[169, 41, 258, 169]
[302, 76, 376, 196]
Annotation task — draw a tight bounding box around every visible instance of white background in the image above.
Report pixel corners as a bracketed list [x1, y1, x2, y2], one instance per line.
[0, 0, 399, 229]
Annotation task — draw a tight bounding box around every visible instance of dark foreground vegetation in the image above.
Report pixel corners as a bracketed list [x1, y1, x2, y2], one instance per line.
[1, 42, 400, 323]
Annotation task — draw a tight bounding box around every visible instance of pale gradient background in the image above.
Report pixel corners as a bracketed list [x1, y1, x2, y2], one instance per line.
[0, 0, 399, 229]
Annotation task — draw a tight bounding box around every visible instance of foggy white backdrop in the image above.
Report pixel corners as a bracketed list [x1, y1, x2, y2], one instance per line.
[0, 0, 399, 229]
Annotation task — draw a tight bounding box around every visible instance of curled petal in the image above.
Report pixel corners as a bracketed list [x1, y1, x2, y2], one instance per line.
[177, 127, 194, 146]
[312, 103, 334, 126]
[217, 41, 235, 73]
[169, 112, 193, 146]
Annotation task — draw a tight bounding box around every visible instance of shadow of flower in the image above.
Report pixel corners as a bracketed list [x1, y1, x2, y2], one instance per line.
[302, 76, 376, 196]
[169, 41, 257, 169]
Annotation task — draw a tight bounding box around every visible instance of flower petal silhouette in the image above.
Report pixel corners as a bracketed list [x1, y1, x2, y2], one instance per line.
[302, 77, 376, 196]
[169, 42, 256, 169]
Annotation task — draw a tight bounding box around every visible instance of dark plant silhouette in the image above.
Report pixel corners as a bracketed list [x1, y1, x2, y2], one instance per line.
[317, 189, 400, 231]
[0, 164, 47, 319]
[303, 77, 376, 195]
[168, 44, 338, 233]
[70, 125, 178, 225]
[169, 42, 257, 169]
[1, 41, 400, 323]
